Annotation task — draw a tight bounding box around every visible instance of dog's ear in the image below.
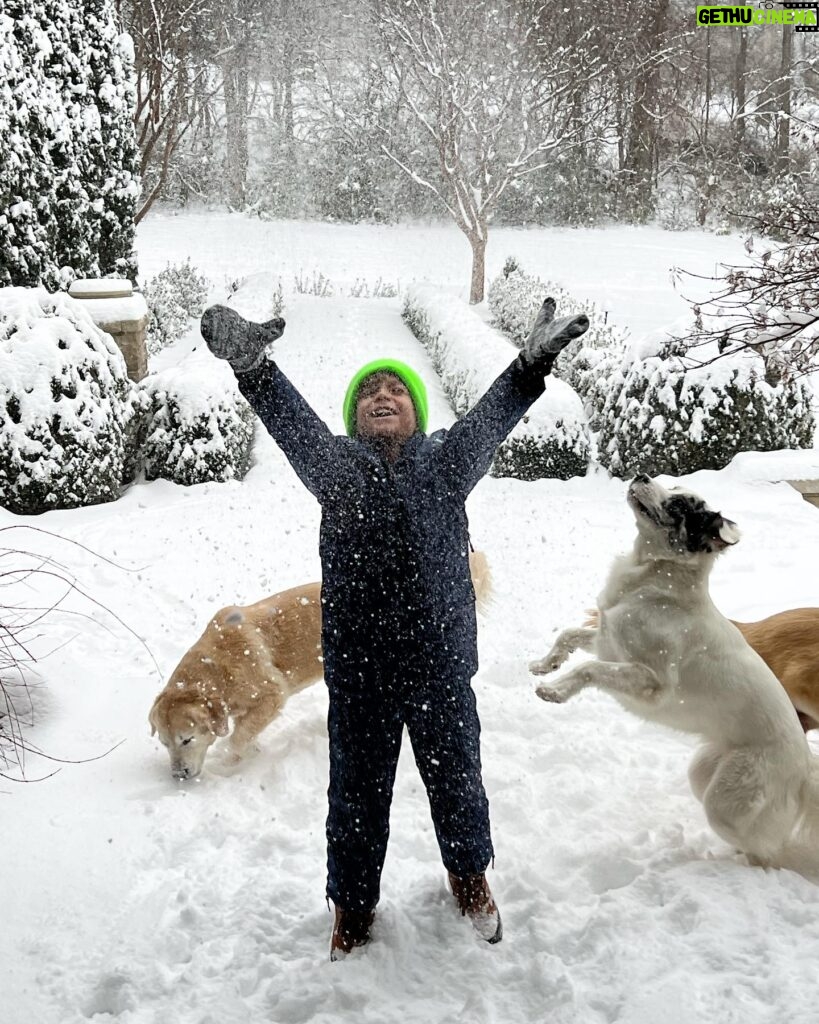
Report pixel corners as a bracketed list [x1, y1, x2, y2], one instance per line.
[712, 516, 741, 550]
[148, 702, 158, 737]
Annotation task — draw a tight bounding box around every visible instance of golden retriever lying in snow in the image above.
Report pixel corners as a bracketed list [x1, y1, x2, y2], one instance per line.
[150, 551, 492, 779]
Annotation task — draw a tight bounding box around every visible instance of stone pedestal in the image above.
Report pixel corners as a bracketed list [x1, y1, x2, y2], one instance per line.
[787, 479, 819, 510]
[68, 278, 149, 381]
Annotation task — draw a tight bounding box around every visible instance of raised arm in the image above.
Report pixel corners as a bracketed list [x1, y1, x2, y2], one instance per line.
[436, 300, 590, 497]
[235, 360, 341, 501]
[436, 360, 546, 497]
[200, 305, 341, 502]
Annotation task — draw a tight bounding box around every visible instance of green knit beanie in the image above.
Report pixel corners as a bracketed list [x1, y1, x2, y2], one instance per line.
[343, 359, 429, 437]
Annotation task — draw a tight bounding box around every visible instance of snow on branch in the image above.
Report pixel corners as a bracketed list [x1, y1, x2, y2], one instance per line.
[673, 190, 819, 383]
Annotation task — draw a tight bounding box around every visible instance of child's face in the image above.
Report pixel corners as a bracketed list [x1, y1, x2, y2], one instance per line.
[355, 372, 417, 442]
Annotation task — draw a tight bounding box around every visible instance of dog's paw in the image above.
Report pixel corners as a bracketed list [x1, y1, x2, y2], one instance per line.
[641, 679, 663, 701]
[529, 652, 564, 676]
[535, 683, 568, 704]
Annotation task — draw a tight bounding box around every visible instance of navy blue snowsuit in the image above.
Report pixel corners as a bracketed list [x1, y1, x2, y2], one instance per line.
[236, 356, 546, 911]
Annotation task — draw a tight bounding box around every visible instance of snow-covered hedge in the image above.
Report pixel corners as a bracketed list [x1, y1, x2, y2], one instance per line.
[597, 328, 814, 478]
[403, 285, 590, 480]
[144, 260, 210, 355]
[486, 258, 628, 388]
[0, 288, 146, 514]
[142, 366, 254, 486]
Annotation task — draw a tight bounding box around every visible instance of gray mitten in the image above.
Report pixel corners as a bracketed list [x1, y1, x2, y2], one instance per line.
[200, 304, 286, 373]
[519, 297, 589, 372]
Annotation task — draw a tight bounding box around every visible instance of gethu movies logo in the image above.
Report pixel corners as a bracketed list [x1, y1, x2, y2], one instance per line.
[696, 3, 819, 30]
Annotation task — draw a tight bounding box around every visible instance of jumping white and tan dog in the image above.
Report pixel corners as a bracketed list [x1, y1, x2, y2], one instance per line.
[150, 551, 492, 780]
[530, 474, 819, 874]
[582, 605, 819, 733]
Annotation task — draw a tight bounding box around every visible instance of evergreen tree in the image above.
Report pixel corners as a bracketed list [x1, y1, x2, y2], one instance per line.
[0, 2, 60, 287]
[0, 0, 139, 287]
[84, 0, 139, 279]
[50, 0, 100, 278]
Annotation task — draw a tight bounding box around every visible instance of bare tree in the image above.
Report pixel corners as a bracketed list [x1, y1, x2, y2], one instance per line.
[619, 0, 672, 221]
[366, 0, 612, 302]
[117, 0, 222, 222]
[0, 527, 155, 781]
[218, 0, 273, 209]
[776, 21, 794, 175]
[674, 193, 819, 384]
[734, 2, 749, 149]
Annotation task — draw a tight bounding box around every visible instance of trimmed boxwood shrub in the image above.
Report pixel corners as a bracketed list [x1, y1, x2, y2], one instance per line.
[597, 345, 814, 478]
[403, 285, 590, 481]
[487, 258, 627, 388]
[142, 366, 255, 485]
[0, 287, 144, 513]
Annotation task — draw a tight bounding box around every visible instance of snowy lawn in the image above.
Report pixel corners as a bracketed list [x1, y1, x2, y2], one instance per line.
[5, 215, 819, 1024]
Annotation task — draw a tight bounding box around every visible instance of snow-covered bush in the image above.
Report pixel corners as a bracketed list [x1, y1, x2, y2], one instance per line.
[142, 367, 254, 486]
[487, 259, 628, 387]
[571, 346, 625, 435]
[294, 270, 334, 297]
[143, 260, 209, 355]
[403, 285, 590, 480]
[349, 277, 399, 298]
[597, 329, 814, 478]
[0, 288, 145, 514]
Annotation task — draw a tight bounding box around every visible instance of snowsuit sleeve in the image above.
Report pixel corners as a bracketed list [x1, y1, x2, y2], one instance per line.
[435, 357, 546, 497]
[233, 358, 341, 503]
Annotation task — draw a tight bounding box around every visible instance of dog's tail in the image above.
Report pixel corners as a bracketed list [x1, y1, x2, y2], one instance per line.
[582, 607, 599, 629]
[469, 550, 493, 615]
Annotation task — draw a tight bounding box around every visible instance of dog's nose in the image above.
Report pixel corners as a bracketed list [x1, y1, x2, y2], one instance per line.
[172, 766, 190, 780]
[633, 473, 651, 485]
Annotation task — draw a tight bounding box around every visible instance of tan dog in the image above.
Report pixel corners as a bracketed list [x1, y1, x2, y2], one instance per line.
[149, 582, 324, 779]
[733, 609, 819, 732]
[582, 606, 819, 732]
[150, 551, 492, 779]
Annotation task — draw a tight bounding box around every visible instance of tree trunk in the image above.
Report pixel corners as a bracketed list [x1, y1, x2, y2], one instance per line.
[468, 231, 487, 305]
[281, 0, 295, 143]
[704, 26, 711, 148]
[734, 2, 748, 147]
[222, 10, 250, 212]
[776, 23, 793, 176]
[622, 0, 670, 222]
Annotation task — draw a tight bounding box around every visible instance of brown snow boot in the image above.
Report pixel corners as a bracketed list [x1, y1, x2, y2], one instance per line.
[329, 905, 375, 962]
[448, 871, 503, 944]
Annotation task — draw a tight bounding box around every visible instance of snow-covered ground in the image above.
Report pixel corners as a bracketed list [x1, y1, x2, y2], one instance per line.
[6, 215, 819, 1024]
[138, 210, 744, 343]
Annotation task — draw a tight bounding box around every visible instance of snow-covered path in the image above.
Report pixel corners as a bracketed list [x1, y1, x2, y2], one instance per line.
[7, 220, 819, 1024]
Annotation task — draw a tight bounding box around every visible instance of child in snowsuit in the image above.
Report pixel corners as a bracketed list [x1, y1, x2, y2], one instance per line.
[200, 297, 589, 959]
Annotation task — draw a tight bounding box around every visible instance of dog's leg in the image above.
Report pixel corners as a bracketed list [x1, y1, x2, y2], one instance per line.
[227, 697, 284, 761]
[529, 627, 598, 676]
[534, 659, 664, 705]
[688, 744, 724, 804]
[698, 749, 796, 865]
